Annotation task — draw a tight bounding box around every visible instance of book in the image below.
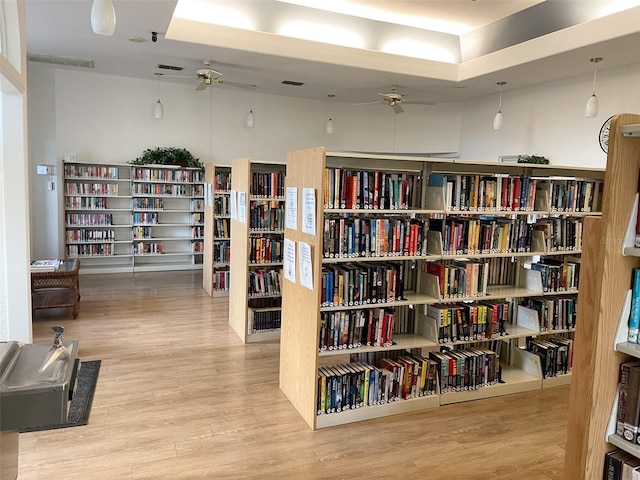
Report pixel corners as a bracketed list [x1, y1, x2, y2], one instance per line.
[630, 268, 640, 343]
[604, 450, 633, 480]
[30, 259, 62, 272]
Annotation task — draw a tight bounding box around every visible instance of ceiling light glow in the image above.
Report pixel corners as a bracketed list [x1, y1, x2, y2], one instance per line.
[173, 0, 254, 30]
[279, 21, 364, 49]
[599, 0, 640, 16]
[382, 39, 457, 63]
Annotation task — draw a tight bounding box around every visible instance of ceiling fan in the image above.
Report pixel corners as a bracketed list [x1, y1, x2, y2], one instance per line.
[155, 60, 257, 92]
[353, 86, 434, 113]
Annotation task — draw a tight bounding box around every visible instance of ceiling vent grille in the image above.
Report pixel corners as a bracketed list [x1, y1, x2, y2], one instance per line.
[282, 80, 304, 86]
[27, 53, 95, 69]
[157, 64, 183, 71]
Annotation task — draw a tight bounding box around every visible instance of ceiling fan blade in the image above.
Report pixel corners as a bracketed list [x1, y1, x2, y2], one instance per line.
[155, 73, 196, 79]
[392, 104, 405, 114]
[214, 79, 256, 90]
[352, 101, 385, 107]
[403, 100, 435, 106]
[195, 81, 207, 91]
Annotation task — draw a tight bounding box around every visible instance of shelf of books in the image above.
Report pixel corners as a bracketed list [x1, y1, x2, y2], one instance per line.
[202, 163, 231, 296]
[228, 157, 286, 343]
[63, 161, 134, 273]
[279, 147, 604, 430]
[130, 166, 204, 272]
[564, 114, 640, 480]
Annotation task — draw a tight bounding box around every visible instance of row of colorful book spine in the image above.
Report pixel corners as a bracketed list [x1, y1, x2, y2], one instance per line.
[214, 218, 229, 238]
[321, 262, 406, 307]
[426, 300, 510, 343]
[250, 172, 285, 198]
[520, 296, 577, 331]
[249, 201, 285, 230]
[66, 229, 115, 243]
[134, 242, 163, 254]
[425, 260, 490, 298]
[317, 354, 437, 415]
[429, 346, 500, 393]
[67, 243, 113, 257]
[525, 336, 573, 378]
[249, 237, 282, 264]
[323, 216, 428, 259]
[66, 196, 108, 209]
[324, 168, 420, 210]
[549, 179, 603, 212]
[133, 198, 164, 210]
[66, 213, 113, 226]
[319, 307, 394, 352]
[213, 241, 230, 264]
[65, 183, 119, 196]
[64, 164, 119, 179]
[133, 183, 190, 196]
[213, 270, 229, 291]
[215, 171, 231, 191]
[214, 196, 230, 215]
[248, 308, 281, 334]
[439, 174, 538, 212]
[528, 257, 580, 292]
[133, 167, 192, 183]
[248, 269, 282, 297]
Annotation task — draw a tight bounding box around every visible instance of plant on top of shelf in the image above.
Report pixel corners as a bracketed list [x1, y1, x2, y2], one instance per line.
[518, 154, 550, 164]
[129, 147, 204, 171]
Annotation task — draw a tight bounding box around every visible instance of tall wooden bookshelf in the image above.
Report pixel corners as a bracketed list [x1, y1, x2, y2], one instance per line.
[228, 157, 286, 343]
[564, 113, 640, 480]
[202, 163, 231, 297]
[280, 147, 605, 430]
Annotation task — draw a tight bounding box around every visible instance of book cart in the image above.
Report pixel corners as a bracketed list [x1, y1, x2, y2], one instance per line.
[228, 157, 286, 343]
[202, 163, 232, 296]
[565, 114, 640, 480]
[63, 162, 205, 273]
[279, 147, 604, 430]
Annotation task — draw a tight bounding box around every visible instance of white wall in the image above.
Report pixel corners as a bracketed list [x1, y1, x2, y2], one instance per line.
[26, 60, 640, 261]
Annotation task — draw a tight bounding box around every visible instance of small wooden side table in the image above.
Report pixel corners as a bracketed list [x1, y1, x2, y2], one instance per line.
[31, 259, 81, 318]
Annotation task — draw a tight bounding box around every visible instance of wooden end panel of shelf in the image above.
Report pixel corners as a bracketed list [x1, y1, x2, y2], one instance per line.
[228, 157, 251, 343]
[202, 163, 215, 296]
[279, 147, 325, 430]
[565, 113, 640, 480]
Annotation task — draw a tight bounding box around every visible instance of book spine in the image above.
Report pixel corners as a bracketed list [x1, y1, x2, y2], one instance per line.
[630, 268, 640, 343]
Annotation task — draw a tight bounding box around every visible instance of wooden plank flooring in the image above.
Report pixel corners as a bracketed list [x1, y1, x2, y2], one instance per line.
[19, 271, 569, 479]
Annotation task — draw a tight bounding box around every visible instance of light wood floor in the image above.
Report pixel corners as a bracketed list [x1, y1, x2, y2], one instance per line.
[19, 271, 569, 480]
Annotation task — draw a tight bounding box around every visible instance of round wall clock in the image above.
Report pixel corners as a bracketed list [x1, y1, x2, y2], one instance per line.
[599, 115, 614, 153]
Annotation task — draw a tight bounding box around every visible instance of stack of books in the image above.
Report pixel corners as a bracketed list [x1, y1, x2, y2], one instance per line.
[30, 259, 62, 272]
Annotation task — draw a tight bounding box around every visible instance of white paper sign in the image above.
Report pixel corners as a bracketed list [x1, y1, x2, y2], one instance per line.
[284, 238, 296, 283]
[206, 183, 213, 207]
[238, 191, 246, 224]
[286, 187, 298, 231]
[230, 190, 238, 220]
[299, 241, 313, 290]
[302, 188, 316, 235]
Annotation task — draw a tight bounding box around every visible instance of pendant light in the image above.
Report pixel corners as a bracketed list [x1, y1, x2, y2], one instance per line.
[493, 81, 506, 130]
[246, 109, 255, 128]
[585, 57, 603, 118]
[153, 80, 164, 119]
[90, 0, 116, 36]
[326, 118, 334, 135]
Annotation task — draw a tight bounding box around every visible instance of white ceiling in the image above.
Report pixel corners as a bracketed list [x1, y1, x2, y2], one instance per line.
[24, 0, 640, 106]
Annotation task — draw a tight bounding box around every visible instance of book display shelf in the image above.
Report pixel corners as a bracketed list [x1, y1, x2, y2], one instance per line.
[279, 147, 604, 430]
[228, 157, 286, 343]
[63, 162, 204, 273]
[202, 163, 231, 297]
[565, 114, 640, 480]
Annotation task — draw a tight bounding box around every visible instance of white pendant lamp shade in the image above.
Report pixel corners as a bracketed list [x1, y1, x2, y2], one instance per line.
[154, 99, 164, 119]
[246, 109, 255, 128]
[326, 118, 334, 134]
[90, 0, 116, 36]
[493, 111, 503, 131]
[584, 94, 599, 118]
[493, 81, 506, 130]
[585, 57, 602, 118]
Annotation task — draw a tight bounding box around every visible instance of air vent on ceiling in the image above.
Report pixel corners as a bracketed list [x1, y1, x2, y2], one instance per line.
[157, 64, 183, 71]
[27, 53, 95, 69]
[282, 80, 304, 86]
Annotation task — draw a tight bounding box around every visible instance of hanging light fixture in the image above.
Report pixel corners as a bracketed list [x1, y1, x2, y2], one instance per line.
[585, 57, 603, 118]
[153, 80, 164, 119]
[90, 0, 116, 36]
[326, 118, 334, 135]
[493, 81, 506, 130]
[246, 109, 255, 128]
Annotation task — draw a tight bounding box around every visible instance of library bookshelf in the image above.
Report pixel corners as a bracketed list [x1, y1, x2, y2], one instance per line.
[279, 147, 604, 430]
[228, 157, 286, 343]
[63, 162, 204, 274]
[202, 163, 231, 297]
[564, 114, 640, 480]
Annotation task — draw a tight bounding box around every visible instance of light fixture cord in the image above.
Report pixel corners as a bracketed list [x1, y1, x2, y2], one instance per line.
[498, 86, 503, 112]
[591, 64, 598, 95]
